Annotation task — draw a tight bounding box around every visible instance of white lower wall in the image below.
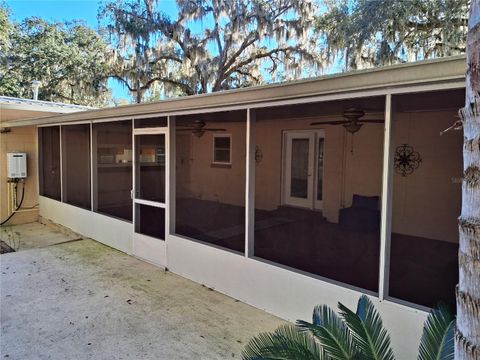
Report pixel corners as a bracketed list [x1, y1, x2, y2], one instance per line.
[167, 234, 427, 360]
[40, 196, 427, 360]
[39, 196, 133, 254]
[133, 232, 167, 268]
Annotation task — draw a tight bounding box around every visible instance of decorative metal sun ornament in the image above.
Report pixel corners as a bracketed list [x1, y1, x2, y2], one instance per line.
[394, 144, 422, 177]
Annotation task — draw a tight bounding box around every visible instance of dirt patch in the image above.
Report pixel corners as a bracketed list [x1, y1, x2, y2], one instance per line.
[0, 240, 15, 254]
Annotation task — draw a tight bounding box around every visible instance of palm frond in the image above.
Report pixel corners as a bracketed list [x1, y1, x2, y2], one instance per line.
[242, 324, 324, 360]
[339, 295, 395, 360]
[417, 306, 455, 360]
[297, 305, 357, 360]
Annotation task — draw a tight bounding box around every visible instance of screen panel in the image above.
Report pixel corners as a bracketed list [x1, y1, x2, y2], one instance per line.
[93, 120, 133, 221]
[175, 110, 246, 253]
[39, 126, 61, 200]
[61, 124, 91, 210]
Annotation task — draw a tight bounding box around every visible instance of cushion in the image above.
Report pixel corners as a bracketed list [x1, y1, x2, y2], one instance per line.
[351, 194, 379, 210]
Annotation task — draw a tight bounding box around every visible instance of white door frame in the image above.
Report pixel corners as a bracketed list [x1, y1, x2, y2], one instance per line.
[132, 127, 168, 267]
[283, 129, 325, 210]
[314, 130, 325, 210]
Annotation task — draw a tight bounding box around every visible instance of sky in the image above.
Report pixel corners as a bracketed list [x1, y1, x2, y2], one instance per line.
[5, 0, 179, 101]
[5, 0, 339, 102]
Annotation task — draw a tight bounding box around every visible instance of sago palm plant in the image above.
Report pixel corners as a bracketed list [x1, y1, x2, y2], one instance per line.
[242, 295, 455, 360]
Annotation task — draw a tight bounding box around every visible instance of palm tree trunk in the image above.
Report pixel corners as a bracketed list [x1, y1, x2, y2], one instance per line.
[456, 1, 480, 359]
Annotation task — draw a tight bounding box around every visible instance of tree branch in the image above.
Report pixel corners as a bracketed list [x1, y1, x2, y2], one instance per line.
[224, 46, 299, 80]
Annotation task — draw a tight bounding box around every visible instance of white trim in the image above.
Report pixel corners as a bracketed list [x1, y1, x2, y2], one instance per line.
[38, 120, 92, 127]
[133, 127, 168, 135]
[133, 81, 466, 118]
[165, 115, 174, 269]
[245, 109, 255, 257]
[131, 120, 136, 230]
[385, 296, 431, 313]
[167, 116, 176, 237]
[30, 80, 465, 130]
[239, 81, 465, 112]
[35, 126, 40, 198]
[132, 127, 168, 266]
[93, 117, 135, 124]
[212, 133, 232, 165]
[172, 232, 245, 257]
[379, 94, 394, 300]
[90, 122, 94, 211]
[283, 130, 317, 209]
[314, 131, 326, 210]
[132, 113, 170, 121]
[59, 125, 63, 202]
[134, 198, 166, 208]
[38, 118, 134, 127]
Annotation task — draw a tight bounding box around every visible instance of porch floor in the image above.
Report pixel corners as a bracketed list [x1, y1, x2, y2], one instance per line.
[0, 224, 284, 360]
[176, 199, 458, 309]
[0, 221, 81, 252]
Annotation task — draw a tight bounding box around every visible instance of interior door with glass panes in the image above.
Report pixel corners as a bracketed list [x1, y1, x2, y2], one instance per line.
[132, 128, 167, 267]
[284, 130, 324, 210]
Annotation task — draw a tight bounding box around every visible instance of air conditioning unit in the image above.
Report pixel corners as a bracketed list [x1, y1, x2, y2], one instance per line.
[7, 153, 27, 179]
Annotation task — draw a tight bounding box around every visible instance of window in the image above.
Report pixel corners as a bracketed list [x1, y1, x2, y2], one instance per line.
[93, 120, 132, 221]
[213, 135, 231, 164]
[39, 126, 61, 200]
[61, 124, 91, 210]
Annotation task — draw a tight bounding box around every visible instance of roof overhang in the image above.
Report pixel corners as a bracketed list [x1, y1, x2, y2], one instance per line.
[0, 96, 94, 126]
[3, 55, 467, 128]
[0, 101, 93, 114]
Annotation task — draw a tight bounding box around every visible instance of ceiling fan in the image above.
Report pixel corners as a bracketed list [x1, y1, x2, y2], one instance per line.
[310, 108, 384, 134]
[177, 120, 226, 138]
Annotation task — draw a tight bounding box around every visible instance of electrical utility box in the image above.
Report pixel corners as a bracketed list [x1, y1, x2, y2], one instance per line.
[7, 153, 27, 179]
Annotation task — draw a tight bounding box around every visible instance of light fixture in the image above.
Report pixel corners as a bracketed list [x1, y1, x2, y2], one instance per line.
[343, 122, 363, 134]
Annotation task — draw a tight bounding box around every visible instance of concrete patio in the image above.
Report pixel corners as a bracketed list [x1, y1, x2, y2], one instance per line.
[0, 223, 284, 359]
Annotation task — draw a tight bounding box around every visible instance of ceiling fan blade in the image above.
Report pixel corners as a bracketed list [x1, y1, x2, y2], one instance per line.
[359, 119, 384, 123]
[311, 120, 346, 125]
[177, 128, 195, 131]
[203, 128, 227, 131]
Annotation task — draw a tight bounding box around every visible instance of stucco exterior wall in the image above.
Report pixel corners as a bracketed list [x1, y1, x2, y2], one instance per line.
[0, 125, 39, 224]
[176, 122, 247, 206]
[391, 111, 462, 243]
